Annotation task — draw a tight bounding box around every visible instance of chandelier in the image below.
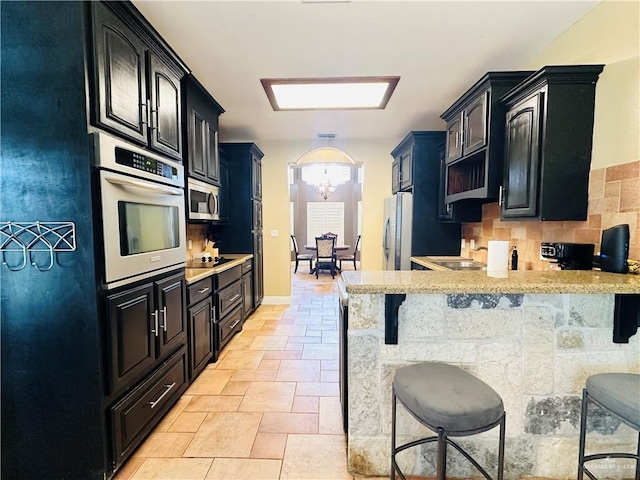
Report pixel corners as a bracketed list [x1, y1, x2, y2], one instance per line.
[317, 168, 336, 201]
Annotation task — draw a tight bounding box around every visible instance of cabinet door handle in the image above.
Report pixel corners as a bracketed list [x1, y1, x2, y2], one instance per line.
[229, 293, 241, 303]
[160, 306, 167, 332]
[141, 102, 149, 126]
[151, 310, 159, 336]
[211, 306, 216, 323]
[148, 382, 176, 409]
[228, 319, 241, 330]
[198, 287, 210, 294]
[149, 99, 158, 131]
[498, 185, 504, 206]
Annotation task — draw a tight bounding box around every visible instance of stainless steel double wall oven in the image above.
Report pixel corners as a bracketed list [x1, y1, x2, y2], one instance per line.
[93, 132, 187, 289]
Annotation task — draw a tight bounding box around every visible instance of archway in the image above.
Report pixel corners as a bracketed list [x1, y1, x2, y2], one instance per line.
[289, 147, 362, 275]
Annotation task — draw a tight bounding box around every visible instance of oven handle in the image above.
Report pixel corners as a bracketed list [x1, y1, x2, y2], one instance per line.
[106, 176, 183, 196]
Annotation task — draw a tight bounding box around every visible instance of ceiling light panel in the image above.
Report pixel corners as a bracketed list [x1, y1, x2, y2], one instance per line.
[261, 77, 399, 111]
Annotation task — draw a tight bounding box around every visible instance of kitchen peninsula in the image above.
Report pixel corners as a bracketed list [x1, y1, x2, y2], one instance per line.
[339, 269, 639, 479]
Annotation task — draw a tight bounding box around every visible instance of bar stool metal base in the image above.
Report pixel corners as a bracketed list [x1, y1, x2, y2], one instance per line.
[391, 385, 506, 480]
[578, 388, 640, 480]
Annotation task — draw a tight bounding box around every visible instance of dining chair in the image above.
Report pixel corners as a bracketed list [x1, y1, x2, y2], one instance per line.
[337, 235, 361, 271]
[315, 236, 336, 278]
[291, 235, 313, 274]
[322, 232, 338, 263]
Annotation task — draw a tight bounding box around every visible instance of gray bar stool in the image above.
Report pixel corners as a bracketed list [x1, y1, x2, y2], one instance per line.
[391, 362, 505, 480]
[578, 373, 640, 480]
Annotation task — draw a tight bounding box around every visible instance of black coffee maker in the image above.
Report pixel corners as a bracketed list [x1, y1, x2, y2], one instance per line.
[540, 242, 595, 270]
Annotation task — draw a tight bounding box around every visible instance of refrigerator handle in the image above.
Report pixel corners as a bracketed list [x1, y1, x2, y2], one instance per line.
[383, 218, 390, 258]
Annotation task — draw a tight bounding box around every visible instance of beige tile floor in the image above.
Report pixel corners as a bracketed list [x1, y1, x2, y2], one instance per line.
[114, 265, 366, 480]
[114, 264, 555, 480]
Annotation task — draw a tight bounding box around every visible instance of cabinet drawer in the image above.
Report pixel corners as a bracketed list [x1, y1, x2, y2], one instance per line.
[219, 305, 243, 350]
[188, 277, 212, 306]
[215, 265, 241, 291]
[110, 347, 187, 468]
[217, 280, 242, 319]
[241, 259, 252, 275]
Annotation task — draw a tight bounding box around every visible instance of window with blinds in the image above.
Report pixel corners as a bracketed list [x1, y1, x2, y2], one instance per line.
[307, 202, 344, 245]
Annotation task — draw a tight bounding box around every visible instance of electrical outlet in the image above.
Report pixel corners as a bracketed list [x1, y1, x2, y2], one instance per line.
[271, 229, 278, 237]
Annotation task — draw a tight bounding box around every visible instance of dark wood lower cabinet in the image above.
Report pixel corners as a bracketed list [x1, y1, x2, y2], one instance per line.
[242, 270, 254, 319]
[105, 272, 186, 397]
[186, 277, 215, 381]
[106, 283, 156, 395]
[156, 274, 188, 361]
[213, 265, 244, 352]
[104, 270, 187, 475]
[219, 305, 243, 351]
[187, 297, 215, 380]
[110, 347, 188, 469]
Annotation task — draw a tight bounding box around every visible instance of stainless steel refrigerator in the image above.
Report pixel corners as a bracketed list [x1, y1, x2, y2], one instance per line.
[383, 192, 413, 270]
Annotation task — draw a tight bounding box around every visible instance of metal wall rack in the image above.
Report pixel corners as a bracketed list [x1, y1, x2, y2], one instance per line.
[1, 221, 77, 272]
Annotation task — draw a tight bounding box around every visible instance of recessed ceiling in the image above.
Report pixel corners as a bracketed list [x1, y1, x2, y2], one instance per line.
[261, 76, 400, 110]
[132, 0, 600, 143]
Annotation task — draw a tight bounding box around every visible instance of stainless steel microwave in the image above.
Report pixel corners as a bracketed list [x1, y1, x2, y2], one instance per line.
[187, 178, 220, 221]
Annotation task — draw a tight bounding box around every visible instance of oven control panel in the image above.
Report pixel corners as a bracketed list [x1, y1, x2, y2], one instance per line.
[115, 147, 179, 181]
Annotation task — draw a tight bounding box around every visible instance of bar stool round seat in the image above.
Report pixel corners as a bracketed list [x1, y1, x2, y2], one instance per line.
[391, 362, 505, 480]
[578, 373, 640, 480]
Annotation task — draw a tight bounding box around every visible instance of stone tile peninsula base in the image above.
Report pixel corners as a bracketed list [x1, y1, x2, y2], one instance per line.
[340, 270, 639, 479]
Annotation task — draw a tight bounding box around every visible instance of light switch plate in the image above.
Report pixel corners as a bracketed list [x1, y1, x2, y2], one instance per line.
[271, 229, 278, 237]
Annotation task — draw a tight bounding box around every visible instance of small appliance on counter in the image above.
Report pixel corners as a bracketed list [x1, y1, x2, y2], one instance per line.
[540, 242, 595, 270]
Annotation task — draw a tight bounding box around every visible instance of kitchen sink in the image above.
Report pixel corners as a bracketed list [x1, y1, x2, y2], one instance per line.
[429, 259, 486, 270]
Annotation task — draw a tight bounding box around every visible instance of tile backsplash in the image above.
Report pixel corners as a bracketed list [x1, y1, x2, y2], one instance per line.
[461, 160, 639, 270]
[186, 223, 209, 256]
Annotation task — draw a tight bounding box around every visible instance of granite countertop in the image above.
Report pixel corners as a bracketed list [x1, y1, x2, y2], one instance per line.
[337, 278, 349, 306]
[340, 269, 640, 295]
[185, 253, 253, 285]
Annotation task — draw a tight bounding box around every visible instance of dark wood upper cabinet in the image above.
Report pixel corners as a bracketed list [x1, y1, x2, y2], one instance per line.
[440, 71, 534, 203]
[390, 132, 462, 255]
[500, 65, 604, 221]
[445, 114, 463, 162]
[501, 93, 541, 218]
[391, 159, 401, 194]
[90, 2, 186, 160]
[463, 92, 488, 154]
[252, 153, 263, 200]
[148, 54, 182, 158]
[91, 2, 147, 145]
[391, 142, 414, 193]
[183, 74, 225, 185]
[219, 150, 230, 222]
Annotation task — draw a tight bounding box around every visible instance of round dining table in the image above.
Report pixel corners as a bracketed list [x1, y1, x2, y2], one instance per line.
[304, 244, 350, 252]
